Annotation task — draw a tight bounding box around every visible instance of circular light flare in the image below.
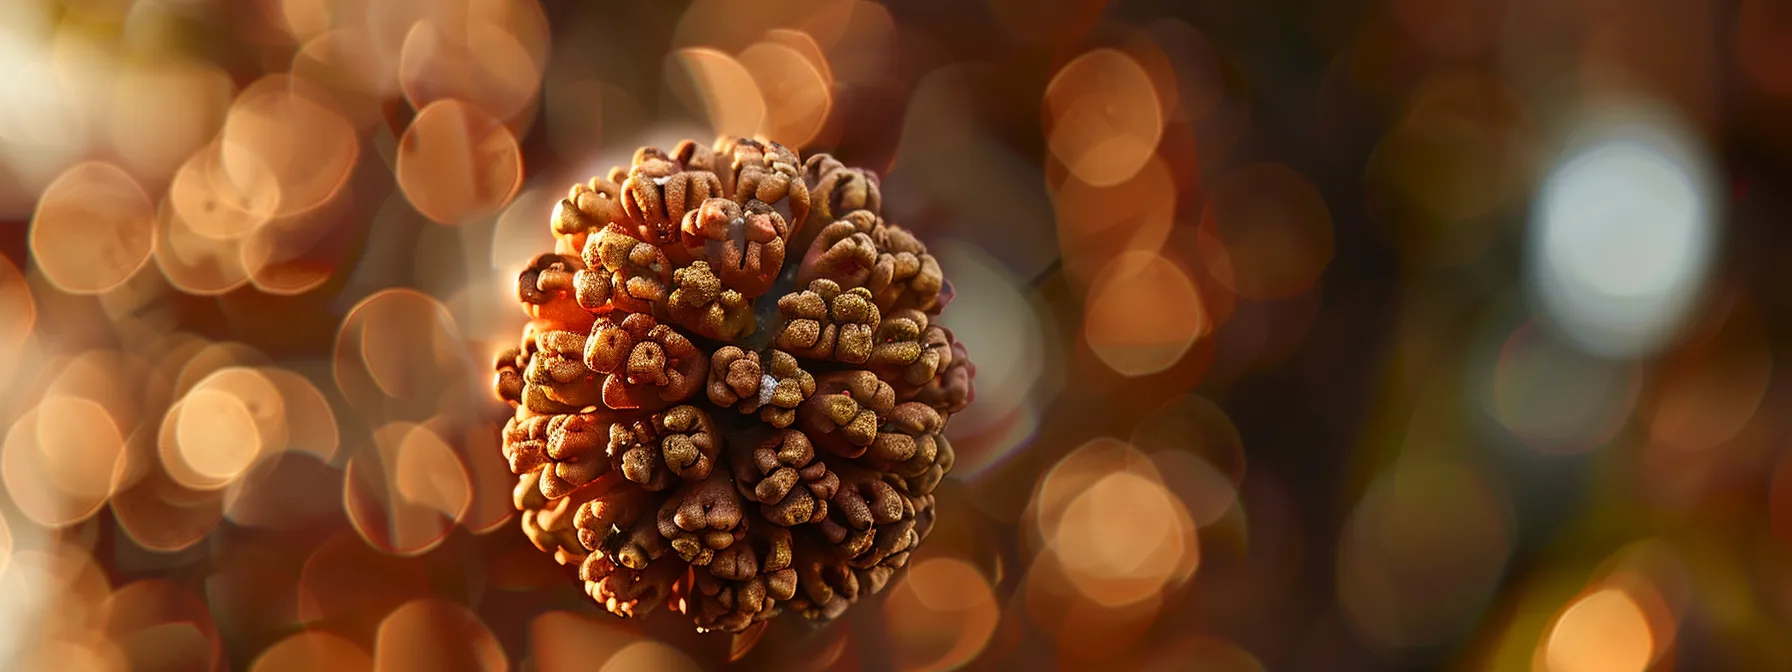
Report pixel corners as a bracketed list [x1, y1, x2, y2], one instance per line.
[0, 513, 12, 580]
[1049, 470, 1198, 607]
[343, 422, 473, 556]
[667, 48, 767, 140]
[220, 76, 360, 219]
[291, 28, 394, 130]
[0, 255, 33, 379]
[393, 421, 474, 522]
[881, 557, 1001, 671]
[251, 630, 373, 672]
[28, 161, 156, 295]
[738, 39, 833, 148]
[1527, 106, 1717, 359]
[1083, 250, 1209, 377]
[1540, 588, 1656, 672]
[1053, 155, 1175, 287]
[1, 396, 129, 527]
[398, 18, 542, 124]
[260, 367, 340, 461]
[396, 99, 524, 226]
[1045, 48, 1163, 187]
[162, 367, 286, 491]
[100, 579, 225, 672]
[599, 641, 704, 672]
[164, 391, 262, 490]
[372, 599, 506, 672]
[107, 58, 236, 182]
[337, 288, 470, 414]
[157, 147, 254, 295]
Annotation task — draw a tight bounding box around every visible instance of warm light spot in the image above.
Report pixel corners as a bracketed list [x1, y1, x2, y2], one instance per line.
[221, 76, 359, 219]
[157, 146, 253, 295]
[0, 255, 32, 380]
[882, 557, 1000, 671]
[1084, 250, 1208, 377]
[600, 641, 703, 672]
[394, 422, 474, 520]
[399, 19, 541, 123]
[396, 100, 524, 225]
[0, 514, 12, 580]
[29, 161, 156, 294]
[335, 288, 471, 419]
[168, 389, 263, 490]
[101, 579, 224, 672]
[373, 599, 506, 672]
[668, 48, 767, 139]
[1054, 155, 1175, 287]
[1, 396, 128, 527]
[1051, 471, 1196, 606]
[530, 610, 645, 672]
[1045, 48, 1163, 187]
[261, 367, 340, 461]
[457, 420, 518, 534]
[344, 422, 472, 556]
[1032, 438, 1159, 543]
[1021, 554, 1163, 662]
[291, 29, 395, 129]
[252, 630, 373, 672]
[107, 454, 227, 553]
[107, 58, 236, 182]
[240, 189, 352, 296]
[738, 38, 833, 148]
[1201, 163, 1334, 300]
[1543, 588, 1655, 672]
[296, 532, 434, 641]
[1490, 322, 1639, 454]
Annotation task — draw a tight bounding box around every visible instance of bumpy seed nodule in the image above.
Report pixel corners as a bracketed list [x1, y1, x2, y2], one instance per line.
[495, 137, 974, 633]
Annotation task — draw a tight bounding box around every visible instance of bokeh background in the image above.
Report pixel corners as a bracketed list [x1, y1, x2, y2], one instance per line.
[2, 0, 1788, 669]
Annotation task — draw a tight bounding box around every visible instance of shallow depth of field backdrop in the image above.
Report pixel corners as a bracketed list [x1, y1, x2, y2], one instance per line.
[3, 0, 1791, 670]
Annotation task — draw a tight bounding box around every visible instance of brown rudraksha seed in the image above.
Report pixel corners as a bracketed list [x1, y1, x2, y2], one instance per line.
[582, 223, 672, 314]
[491, 137, 976, 634]
[494, 347, 526, 407]
[715, 137, 810, 232]
[518, 253, 597, 333]
[583, 313, 707, 411]
[802, 153, 881, 227]
[522, 329, 605, 412]
[517, 467, 600, 566]
[679, 198, 789, 298]
[798, 370, 897, 458]
[503, 412, 614, 499]
[729, 429, 838, 527]
[707, 347, 814, 428]
[774, 279, 879, 364]
[621, 157, 724, 248]
[797, 209, 880, 289]
[905, 333, 974, 416]
[667, 262, 755, 341]
[657, 470, 746, 566]
[552, 174, 627, 255]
